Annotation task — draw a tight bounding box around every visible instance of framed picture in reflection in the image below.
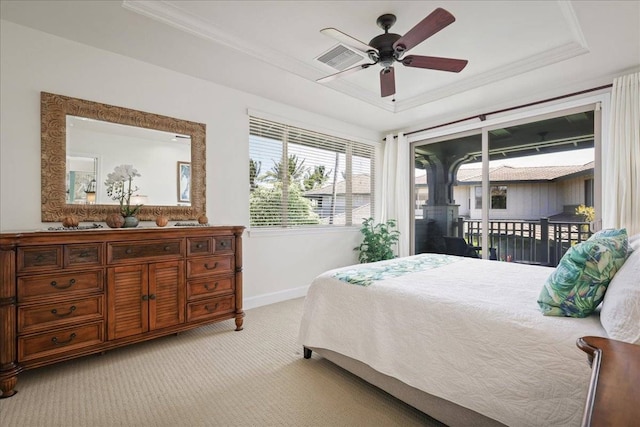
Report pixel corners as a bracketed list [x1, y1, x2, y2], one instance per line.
[177, 161, 191, 203]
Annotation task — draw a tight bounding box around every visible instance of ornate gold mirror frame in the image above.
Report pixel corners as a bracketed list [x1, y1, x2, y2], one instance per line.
[41, 92, 206, 222]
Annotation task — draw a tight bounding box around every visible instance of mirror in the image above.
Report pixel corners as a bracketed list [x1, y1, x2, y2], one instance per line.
[41, 92, 206, 222]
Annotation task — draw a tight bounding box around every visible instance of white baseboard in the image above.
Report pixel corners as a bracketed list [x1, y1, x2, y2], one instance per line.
[243, 285, 310, 310]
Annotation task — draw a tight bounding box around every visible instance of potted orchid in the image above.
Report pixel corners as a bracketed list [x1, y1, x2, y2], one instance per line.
[105, 165, 143, 227]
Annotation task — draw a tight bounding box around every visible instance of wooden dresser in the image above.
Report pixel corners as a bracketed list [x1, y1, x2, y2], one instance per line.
[577, 336, 640, 427]
[0, 226, 244, 398]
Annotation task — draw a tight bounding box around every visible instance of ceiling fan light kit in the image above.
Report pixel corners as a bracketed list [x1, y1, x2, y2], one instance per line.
[318, 8, 468, 98]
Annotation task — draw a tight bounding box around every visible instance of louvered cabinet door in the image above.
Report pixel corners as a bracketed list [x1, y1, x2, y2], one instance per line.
[107, 264, 148, 340]
[148, 260, 185, 330]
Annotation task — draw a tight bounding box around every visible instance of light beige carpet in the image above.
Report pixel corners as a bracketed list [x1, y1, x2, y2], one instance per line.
[0, 297, 442, 427]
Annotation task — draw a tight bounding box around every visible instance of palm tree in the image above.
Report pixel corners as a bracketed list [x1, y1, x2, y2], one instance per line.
[249, 159, 261, 191]
[264, 154, 307, 185]
[304, 165, 331, 190]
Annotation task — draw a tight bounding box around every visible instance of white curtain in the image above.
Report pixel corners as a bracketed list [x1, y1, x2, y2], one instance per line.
[378, 133, 410, 257]
[603, 72, 640, 235]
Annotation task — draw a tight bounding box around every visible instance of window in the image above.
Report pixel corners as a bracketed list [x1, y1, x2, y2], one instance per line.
[249, 116, 375, 228]
[491, 185, 507, 209]
[474, 185, 507, 209]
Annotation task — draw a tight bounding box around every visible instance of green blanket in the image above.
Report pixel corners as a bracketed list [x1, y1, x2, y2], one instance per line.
[333, 253, 462, 286]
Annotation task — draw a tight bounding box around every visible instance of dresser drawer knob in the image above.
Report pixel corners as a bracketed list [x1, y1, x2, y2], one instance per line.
[79, 251, 90, 258]
[50, 278, 76, 289]
[196, 243, 203, 249]
[51, 306, 77, 317]
[204, 303, 219, 313]
[142, 295, 149, 301]
[204, 262, 218, 270]
[125, 248, 133, 254]
[36, 254, 45, 261]
[51, 333, 76, 345]
[164, 246, 171, 251]
[149, 294, 156, 300]
[205, 282, 219, 291]
[220, 241, 226, 247]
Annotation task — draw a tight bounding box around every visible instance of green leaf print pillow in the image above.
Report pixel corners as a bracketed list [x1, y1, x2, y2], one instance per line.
[538, 229, 629, 317]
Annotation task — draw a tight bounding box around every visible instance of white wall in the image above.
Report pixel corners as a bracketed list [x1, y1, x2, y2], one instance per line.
[0, 21, 381, 308]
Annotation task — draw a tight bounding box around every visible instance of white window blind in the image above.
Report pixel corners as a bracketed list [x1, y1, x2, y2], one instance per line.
[249, 116, 375, 228]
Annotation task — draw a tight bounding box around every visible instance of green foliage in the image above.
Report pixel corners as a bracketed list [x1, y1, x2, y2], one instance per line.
[264, 154, 307, 184]
[354, 218, 400, 263]
[576, 204, 595, 233]
[576, 204, 595, 222]
[249, 159, 261, 191]
[303, 165, 331, 191]
[249, 183, 320, 227]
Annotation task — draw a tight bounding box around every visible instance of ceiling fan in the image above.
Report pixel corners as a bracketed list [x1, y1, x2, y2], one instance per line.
[317, 8, 468, 98]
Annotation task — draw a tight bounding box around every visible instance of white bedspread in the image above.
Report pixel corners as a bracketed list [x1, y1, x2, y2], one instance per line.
[298, 254, 607, 427]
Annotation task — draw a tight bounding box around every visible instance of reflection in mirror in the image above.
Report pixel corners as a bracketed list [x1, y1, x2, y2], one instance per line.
[66, 116, 192, 207]
[41, 92, 206, 222]
[66, 156, 97, 204]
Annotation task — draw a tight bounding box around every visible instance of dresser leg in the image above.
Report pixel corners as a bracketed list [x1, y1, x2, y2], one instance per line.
[303, 347, 312, 359]
[0, 374, 18, 399]
[235, 310, 245, 331]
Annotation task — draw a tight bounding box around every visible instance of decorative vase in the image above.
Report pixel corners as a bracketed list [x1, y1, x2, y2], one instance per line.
[155, 215, 168, 227]
[123, 216, 139, 228]
[106, 213, 125, 229]
[62, 215, 80, 228]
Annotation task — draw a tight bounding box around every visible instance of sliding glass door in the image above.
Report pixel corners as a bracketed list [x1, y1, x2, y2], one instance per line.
[412, 104, 599, 267]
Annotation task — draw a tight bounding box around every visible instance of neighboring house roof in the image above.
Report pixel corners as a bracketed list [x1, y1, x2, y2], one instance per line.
[304, 174, 371, 196]
[415, 162, 594, 185]
[324, 203, 372, 225]
[457, 162, 593, 183]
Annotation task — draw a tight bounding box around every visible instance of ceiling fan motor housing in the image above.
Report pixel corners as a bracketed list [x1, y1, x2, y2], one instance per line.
[369, 32, 402, 68]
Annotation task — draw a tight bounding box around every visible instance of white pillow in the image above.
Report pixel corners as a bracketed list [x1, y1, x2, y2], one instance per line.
[600, 248, 640, 344]
[629, 233, 640, 251]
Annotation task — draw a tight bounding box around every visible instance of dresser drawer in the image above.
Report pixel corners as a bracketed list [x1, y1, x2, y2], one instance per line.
[17, 270, 103, 302]
[17, 246, 63, 273]
[187, 237, 214, 256]
[187, 277, 234, 300]
[214, 236, 234, 253]
[186, 255, 234, 278]
[64, 243, 103, 268]
[187, 295, 235, 322]
[18, 295, 104, 334]
[18, 322, 104, 362]
[108, 239, 183, 263]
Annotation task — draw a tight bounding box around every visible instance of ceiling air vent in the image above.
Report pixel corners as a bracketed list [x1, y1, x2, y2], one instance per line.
[316, 44, 365, 71]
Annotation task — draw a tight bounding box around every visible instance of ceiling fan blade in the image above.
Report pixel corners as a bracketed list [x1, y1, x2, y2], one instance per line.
[393, 8, 456, 54]
[402, 55, 468, 72]
[320, 28, 375, 54]
[380, 67, 396, 97]
[317, 62, 376, 84]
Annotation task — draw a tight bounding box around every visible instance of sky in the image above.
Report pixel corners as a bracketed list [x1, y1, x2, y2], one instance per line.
[459, 147, 594, 169]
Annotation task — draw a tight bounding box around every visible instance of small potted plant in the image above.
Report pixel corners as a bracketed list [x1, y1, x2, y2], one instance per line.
[105, 164, 143, 227]
[354, 217, 400, 263]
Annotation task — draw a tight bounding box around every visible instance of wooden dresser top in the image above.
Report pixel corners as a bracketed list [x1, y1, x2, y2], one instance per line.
[577, 336, 640, 427]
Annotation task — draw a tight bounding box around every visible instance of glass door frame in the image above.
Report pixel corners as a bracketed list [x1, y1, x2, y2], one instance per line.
[409, 95, 606, 258]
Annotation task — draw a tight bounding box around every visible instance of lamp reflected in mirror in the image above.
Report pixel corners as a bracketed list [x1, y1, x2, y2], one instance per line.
[85, 179, 97, 205]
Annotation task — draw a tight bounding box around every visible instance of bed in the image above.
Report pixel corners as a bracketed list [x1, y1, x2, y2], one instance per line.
[298, 241, 639, 427]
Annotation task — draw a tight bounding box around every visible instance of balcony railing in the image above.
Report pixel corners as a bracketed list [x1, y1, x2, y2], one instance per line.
[457, 217, 592, 267]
